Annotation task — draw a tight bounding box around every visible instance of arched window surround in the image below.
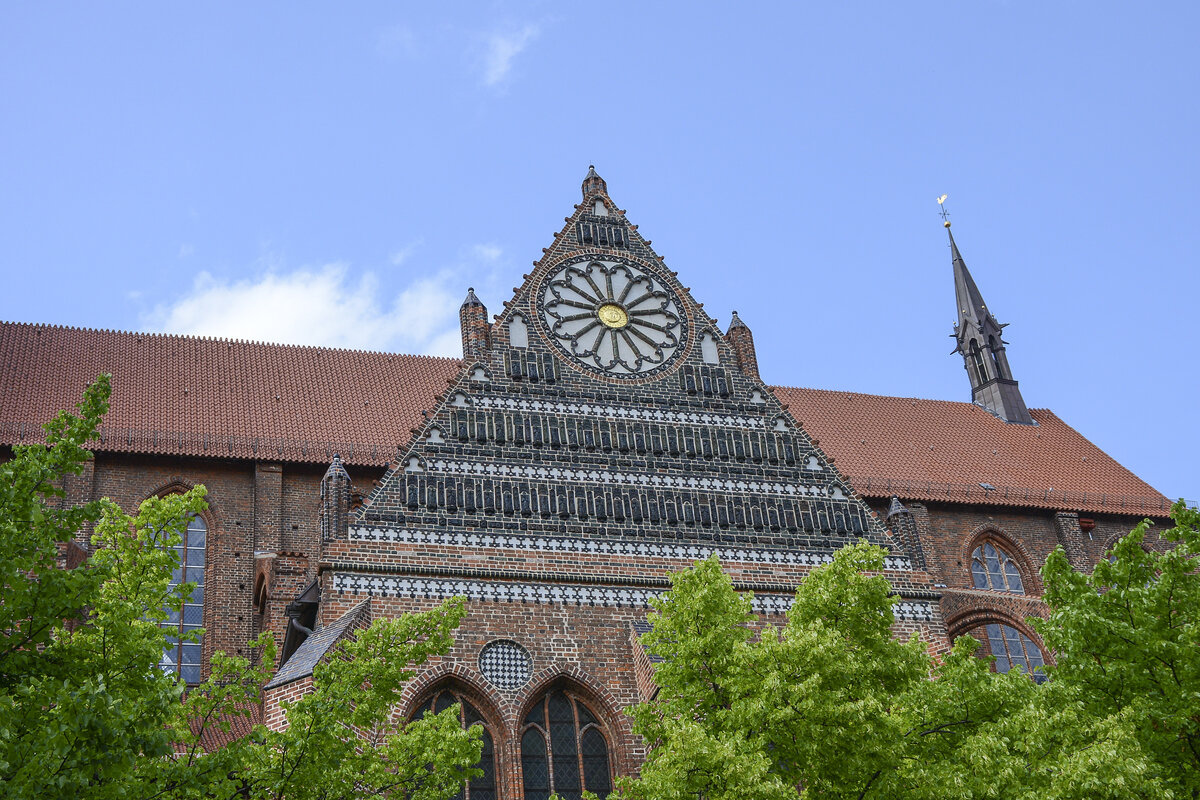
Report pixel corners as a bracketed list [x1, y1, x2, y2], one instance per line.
[405, 677, 505, 800]
[986, 334, 1005, 379]
[961, 526, 1041, 596]
[511, 667, 628, 764]
[968, 339, 988, 385]
[143, 480, 215, 685]
[946, 609, 1051, 682]
[400, 662, 629, 799]
[1101, 528, 1161, 561]
[517, 676, 617, 800]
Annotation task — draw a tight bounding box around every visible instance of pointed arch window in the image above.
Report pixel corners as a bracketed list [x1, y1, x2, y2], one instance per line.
[987, 335, 1004, 378]
[520, 688, 612, 800]
[968, 339, 988, 385]
[160, 514, 206, 684]
[984, 623, 1047, 683]
[970, 540, 1025, 594]
[413, 688, 497, 800]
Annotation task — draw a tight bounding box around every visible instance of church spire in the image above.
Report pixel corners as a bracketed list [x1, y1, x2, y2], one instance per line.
[946, 221, 1034, 425]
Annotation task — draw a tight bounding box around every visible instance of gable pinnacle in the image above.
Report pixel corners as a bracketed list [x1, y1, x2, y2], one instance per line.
[461, 287, 484, 308]
[723, 310, 760, 380]
[323, 453, 348, 480]
[459, 287, 491, 358]
[581, 165, 607, 200]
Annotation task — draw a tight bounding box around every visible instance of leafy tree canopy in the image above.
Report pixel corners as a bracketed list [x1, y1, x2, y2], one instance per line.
[0, 376, 482, 800]
[622, 504, 1199, 800]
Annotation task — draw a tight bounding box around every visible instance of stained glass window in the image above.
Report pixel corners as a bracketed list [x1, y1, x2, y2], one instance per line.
[160, 514, 205, 684]
[970, 541, 1025, 594]
[413, 689, 497, 800]
[520, 689, 611, 800]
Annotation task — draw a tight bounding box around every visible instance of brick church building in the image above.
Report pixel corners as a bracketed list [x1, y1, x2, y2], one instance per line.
[0, 168, 1171, 799]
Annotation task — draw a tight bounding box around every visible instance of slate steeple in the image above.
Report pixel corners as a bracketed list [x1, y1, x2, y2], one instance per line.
[948, 224, 1034, 425]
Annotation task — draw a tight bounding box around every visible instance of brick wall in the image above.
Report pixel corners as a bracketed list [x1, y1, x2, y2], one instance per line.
[81, 453, 384, 678]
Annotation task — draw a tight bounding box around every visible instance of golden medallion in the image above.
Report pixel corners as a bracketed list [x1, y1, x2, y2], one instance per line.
[597, 303, 628, 329]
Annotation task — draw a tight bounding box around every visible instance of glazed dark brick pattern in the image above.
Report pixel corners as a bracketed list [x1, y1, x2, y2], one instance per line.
[336, 186, 940, 642]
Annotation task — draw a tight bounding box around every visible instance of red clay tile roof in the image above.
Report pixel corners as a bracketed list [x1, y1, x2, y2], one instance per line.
[173, 706, 260, 754]
[0, 322, 460, 466]
[1, 321, 1169, 514]
[772, 386, 1171, 516]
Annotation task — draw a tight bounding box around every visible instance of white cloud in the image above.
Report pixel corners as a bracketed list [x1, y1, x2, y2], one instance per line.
[471, 243, 503, 262]
[480, 24, 539, 86]
[143, 265, 463, 357]
[390, 239, 422, 266]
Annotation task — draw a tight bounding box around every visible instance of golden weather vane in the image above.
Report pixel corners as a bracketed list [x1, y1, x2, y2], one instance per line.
[937, 194, 951, 228]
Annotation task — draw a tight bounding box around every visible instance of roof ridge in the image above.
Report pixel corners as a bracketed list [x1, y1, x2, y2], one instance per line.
[769, 384, 981, 407]
[0, 319, 463, 362]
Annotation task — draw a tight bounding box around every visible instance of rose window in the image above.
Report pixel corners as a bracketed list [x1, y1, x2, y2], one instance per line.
[539, 258, 686, 377]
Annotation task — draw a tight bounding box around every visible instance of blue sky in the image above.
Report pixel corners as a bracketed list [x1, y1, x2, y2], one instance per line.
[2, 3, 1196, 501]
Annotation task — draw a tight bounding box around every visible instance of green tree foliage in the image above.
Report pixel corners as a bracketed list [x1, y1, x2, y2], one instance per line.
[1035, 502, 1200, 798]
[0, 376, 482, 799]
[622, 523, 1195, 800]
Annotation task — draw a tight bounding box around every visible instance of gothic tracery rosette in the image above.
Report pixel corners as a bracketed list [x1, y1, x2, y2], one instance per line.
[539, 258, 686, 377]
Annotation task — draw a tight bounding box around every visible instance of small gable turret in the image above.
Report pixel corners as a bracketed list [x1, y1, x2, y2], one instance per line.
[459, 287, 491, 359]
[320, 454, 350, 541]
[724, 310, 760, 380]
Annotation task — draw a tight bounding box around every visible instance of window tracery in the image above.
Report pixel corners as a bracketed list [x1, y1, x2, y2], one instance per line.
[412, 688, 497, 800]
[160, 514, 206, 683]
[982, 623, 1047, 683]
[520, 688, 612, 800]
[970, 540, 1025, 594]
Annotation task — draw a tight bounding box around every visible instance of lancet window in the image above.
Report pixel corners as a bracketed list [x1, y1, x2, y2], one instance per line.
[412, 688, 497, 800]
[520, 688, 612, 800]
[160, 514, 206, 683]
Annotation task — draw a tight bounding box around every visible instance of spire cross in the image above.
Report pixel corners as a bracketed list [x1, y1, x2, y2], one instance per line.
[937, 194, 951, 227]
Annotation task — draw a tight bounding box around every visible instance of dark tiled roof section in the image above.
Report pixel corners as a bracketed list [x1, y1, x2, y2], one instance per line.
[631, 619, 664, 663]
[264, 599, 371, 690]
[0, 322, 460, 466]
[771, 386, 1171, 516]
